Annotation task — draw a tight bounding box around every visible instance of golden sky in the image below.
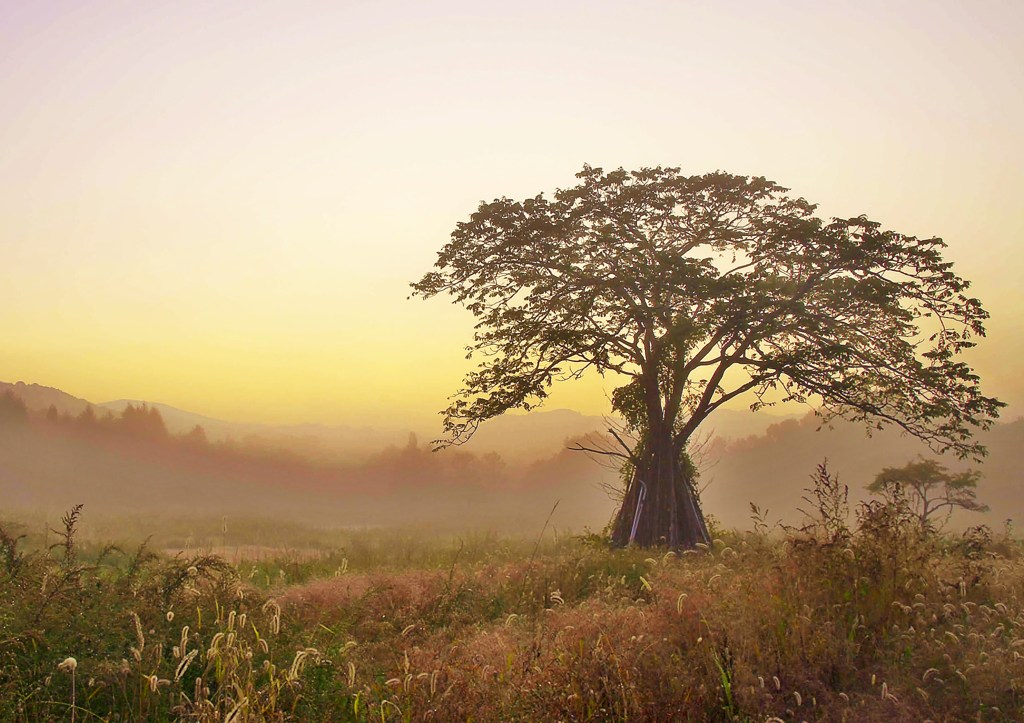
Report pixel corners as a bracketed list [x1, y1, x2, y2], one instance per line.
[1, 0, 1022, 427]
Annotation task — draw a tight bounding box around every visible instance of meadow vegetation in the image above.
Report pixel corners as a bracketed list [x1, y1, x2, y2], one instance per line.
[2, 466, 1023, 721]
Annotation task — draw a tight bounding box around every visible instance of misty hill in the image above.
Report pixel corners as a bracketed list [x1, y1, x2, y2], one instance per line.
[98, 399, 429, 466]
[93, 399, 799, 463]
[0, 381, 94, 417]
[463, 406, 799, 460]
[4, 380, 798, 465]
[2, 382, 1022, 535]
[0, 394, 616, 531]
[98, 399, 250, 438]
[690, 406, 802, 442]
[702, 413, 1024, 532]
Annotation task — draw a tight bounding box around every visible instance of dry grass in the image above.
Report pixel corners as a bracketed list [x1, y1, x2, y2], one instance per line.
[2, 478, 1023, 721]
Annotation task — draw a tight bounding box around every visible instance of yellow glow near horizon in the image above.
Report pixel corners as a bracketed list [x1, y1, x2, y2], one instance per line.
[1, 1, 1022, 428]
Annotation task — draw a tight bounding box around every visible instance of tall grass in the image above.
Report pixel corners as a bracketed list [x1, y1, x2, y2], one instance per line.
[2, 478, 1022, 721]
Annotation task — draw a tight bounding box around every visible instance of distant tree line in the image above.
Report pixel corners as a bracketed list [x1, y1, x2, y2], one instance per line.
[0, 389, 586, 499]
[1, 389, 210, 449]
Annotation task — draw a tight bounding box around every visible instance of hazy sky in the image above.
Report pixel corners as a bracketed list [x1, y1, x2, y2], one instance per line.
[2, 0, 1022, 427]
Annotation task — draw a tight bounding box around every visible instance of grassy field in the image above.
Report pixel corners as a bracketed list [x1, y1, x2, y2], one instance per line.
[2, 476, 1023, 721]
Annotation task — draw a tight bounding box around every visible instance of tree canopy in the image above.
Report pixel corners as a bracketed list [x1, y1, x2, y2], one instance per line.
[869, 457, 988, 530]
[412, 165, 1003, 546]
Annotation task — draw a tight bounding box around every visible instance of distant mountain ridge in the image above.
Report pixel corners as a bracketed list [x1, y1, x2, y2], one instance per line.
[0, 381, 94, 417]
[3, 379, 1021, 534]
[2, 380, 800, 463]
[96, 399, 271, 439]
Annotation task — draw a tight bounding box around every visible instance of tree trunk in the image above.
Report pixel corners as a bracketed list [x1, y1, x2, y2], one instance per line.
[610, 432, 711, 548]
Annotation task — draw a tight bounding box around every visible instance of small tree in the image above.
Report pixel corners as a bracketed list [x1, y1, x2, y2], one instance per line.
[183, 424, 209, 447]
[413, 165, 1003, 548]
[868, 457, 988, 531]
[0, 391, 29, 425]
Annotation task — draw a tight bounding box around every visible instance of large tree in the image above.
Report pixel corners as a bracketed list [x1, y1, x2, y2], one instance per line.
[412, 166, 1003, 548]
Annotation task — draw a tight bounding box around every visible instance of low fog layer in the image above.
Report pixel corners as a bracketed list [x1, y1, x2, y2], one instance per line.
[0, 381, 794, 464]
[1, 382, 1021, 537]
